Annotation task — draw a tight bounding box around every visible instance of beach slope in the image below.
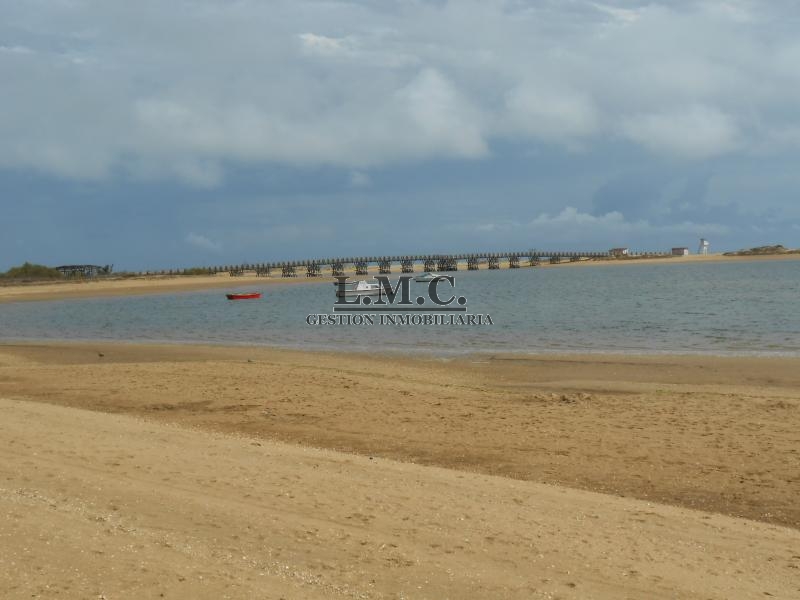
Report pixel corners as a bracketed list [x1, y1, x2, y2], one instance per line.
[2, 397, 798, 599]
[2, 343, 800, 597]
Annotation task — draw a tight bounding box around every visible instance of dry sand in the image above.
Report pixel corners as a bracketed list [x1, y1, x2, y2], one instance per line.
[1, 342, 799, 598]
[2, 252, 798, 304]
[0, 272, 317, 304]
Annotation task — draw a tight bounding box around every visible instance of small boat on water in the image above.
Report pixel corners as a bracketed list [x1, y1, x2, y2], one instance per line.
[414, 272, 442, 282]
[335, 280, 382, 297]
[226, 292, 262, 300]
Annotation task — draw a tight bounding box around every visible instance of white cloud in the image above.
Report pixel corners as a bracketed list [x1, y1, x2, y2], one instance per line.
[349, 170, 370, 187]
[589, 3, 642, 24]
[527, 207, 730, 236]
[620, 106, 741, 159]
[452, 207, 730, 244]
[0, 0, 799, 184]
[394, 68, 487, 159]
[0, 45, 34, 55]
[504, 86, 599, 142]
[530, 207, 626, 228]
[699, 0, 757, 23]
[298, 33, 356, 57]
[172, 159, 224, 188]
[185, 232, 222, 252]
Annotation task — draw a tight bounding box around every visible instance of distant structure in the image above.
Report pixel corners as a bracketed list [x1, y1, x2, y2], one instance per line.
[55, 264, 113, 278]
[196, 250, 613, 279]
[672, 247, 690, 256]
[698, 238, 710, 255]
[609, 247, 630, 257]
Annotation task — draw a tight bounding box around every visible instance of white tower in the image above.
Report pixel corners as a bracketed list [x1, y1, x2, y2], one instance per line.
[698, 238, 709, 255]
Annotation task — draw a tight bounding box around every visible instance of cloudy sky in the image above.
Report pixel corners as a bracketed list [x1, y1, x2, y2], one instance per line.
[2, 0, 799, 270]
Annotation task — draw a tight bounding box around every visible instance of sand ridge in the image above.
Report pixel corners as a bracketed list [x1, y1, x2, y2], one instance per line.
[1, 397, 798, 599]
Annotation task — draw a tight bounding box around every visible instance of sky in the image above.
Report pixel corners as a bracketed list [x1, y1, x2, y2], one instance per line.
[1, 0, 799, 271]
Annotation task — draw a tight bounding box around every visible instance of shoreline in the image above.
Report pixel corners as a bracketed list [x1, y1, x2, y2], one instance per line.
[3, 335, 800, 359]
[6, 337, 800, 365]
[2, 252, 798, 303]
[3, 340, 799, 527]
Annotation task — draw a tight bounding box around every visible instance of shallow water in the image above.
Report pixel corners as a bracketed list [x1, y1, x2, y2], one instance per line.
[1, 260, 799, 356]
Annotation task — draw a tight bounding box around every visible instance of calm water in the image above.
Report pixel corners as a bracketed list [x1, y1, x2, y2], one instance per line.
[1, 261, 798, 356]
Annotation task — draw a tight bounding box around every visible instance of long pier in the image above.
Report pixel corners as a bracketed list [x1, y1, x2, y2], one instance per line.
[198, 250, 627, 278]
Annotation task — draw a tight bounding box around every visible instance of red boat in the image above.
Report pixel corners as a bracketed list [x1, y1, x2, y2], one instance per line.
[226, 292, 262, 300]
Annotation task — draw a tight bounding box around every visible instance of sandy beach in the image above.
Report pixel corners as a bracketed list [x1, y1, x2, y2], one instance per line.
[2, 252, 799, 304]
[1, 342, 798, 598]
[6, 1, 800, 598]
[0, 272, 318, 304]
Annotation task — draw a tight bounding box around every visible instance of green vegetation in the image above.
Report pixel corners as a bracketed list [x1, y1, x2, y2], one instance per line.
[724, 245, 800, 256]
[1, 262, 63, 280]
[180, 267, 213, 276]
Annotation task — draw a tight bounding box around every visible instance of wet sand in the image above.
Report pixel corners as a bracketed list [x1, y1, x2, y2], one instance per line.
[1, 342, 798, 598]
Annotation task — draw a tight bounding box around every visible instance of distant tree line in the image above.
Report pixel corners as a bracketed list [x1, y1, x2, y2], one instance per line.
[723, 244, 800, 256]
[0, 262, 219, 280]
[0, 262, 63, 280]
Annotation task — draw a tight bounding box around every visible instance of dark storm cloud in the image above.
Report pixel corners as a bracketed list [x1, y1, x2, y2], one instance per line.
[1, 0, 799, 268]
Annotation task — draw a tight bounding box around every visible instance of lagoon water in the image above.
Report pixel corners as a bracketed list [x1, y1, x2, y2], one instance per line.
[1, 260, 799, 356]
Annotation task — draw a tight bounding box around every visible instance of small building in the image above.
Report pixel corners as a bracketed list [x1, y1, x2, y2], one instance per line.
[609, 247, 630, 257]
[55, 264, 113, 278]
[671, 247, 690, 256]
